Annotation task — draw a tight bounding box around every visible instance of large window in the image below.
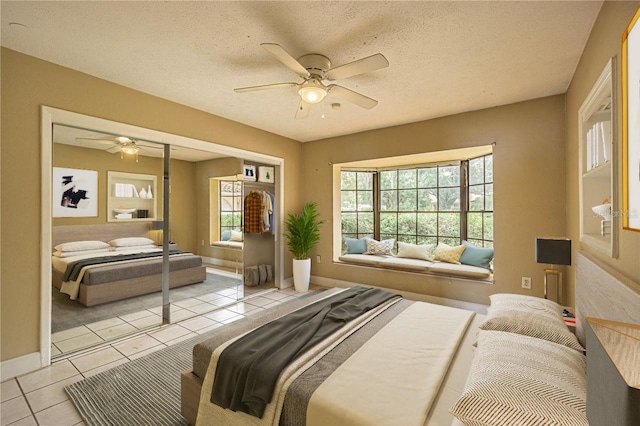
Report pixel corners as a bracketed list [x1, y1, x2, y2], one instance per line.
[220, 180, 242, 234]
[340, 154, 493, 248]
[340, 171, 375, 239]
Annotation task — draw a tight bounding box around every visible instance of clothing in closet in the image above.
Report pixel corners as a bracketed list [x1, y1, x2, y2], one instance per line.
[244, 191, 264, 234]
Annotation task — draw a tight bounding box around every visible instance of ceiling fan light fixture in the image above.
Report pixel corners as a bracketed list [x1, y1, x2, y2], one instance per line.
[298, 80, 327, 104]
[121, 144, 139, 155]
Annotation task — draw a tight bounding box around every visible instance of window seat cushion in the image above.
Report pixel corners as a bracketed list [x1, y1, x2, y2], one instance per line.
[428, 262, 491, 279]
[338, 254, 492, 280]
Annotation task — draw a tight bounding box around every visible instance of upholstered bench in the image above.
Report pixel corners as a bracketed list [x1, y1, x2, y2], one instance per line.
[338, 254, 492, 281]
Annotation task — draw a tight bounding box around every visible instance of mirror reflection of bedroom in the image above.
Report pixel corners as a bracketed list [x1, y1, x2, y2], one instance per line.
[51, 124, 275, 358]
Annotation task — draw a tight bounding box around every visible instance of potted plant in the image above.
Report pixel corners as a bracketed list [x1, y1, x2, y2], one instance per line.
[283, 202, 325, 292]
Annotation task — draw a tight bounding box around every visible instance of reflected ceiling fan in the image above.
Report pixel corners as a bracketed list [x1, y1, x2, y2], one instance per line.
[234, 43, 389, 118]
[75, 136, 166, 162]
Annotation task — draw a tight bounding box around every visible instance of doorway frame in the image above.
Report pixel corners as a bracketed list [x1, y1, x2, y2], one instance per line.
[40, 106, 285, 367]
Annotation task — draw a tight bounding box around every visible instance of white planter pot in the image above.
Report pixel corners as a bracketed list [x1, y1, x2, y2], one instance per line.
[293, 258, 311, 292]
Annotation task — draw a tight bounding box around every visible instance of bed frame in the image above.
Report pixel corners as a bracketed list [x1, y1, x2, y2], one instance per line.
[52, 223, 206, 307]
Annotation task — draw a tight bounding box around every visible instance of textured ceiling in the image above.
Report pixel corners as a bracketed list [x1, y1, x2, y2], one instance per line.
[1, 1, 602, 143]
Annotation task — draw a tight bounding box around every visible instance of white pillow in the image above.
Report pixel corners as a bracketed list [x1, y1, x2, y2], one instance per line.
[450, 330, 587, 426]
[363, 238, 395, 255]
[481, 293, 584, 352]
[112, 244, 159, 251]
[108, 237, 155, 247]
[230, 230, 243, 242]
[52, 248, 111, 258]
[396, 242, 434, 261]
[54, 240, 110, 253]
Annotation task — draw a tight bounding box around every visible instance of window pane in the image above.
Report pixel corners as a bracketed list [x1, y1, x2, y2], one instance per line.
[398, 169, 417, 189]
[467, 212, 483, 240]
[399, 189, 417, 211]
[469, 185, 485, 211]
[417, 236, 437, 246]
[418, 168, 437, 187]
[485, 183, 493, 211]
[341, 190, 356, 211]
[232, 181, 242, 194]
[439, 237, 461, 246]
[380, 213, 397, 234]
[221, 196, 234, 211]
[438, 187, 460, 211]
[484, 213, 494, 240]
[398, 235, 417, 244]
[417, 213, 437, 235]
[233, 196, 242, 211]
[357, 191, 373, 211]
[485, 155, 493, 183]
[438, 213, 460, 237]
[469, 157, 484, 185]
[341, 213, 357, 234]
[439, 165, 460, 187]
[380, 170, 397, 190]
[232, 213, 242, 227]
[358, 212, 374, 234]
[220, 212, 235, 227]
[418, 188, 438, 211]
[357, 172, 373, 190]
[341, 171, 356, 190]
[380, 190, 397, 211]
[398, 213, 416, 234]
[483, 241, 494, 248]
[468, 238, 485, 247]
[380, 234, 396, 243]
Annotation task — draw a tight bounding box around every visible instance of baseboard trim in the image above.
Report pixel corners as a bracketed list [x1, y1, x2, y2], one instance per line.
[310, 275, 488, 314]
[1, 352, 43, 381]
[201, 256, 242, 271]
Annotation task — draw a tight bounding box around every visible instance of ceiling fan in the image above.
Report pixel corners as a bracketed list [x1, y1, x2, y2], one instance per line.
[75, 136, 166, 162]
[234, 43, 389, 118]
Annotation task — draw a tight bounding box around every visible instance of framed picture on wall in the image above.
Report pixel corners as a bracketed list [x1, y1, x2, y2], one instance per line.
[258, 166, 275, 183]
[243, 164, 257, 181]
[622, 6, 640, 231]
[52, 167, 99, 217]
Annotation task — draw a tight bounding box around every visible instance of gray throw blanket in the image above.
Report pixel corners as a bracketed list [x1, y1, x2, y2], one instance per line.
[210, 286, 398, 418]
[61, 250, 183, 282]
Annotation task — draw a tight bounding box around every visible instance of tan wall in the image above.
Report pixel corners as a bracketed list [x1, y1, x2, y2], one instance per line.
[303, 95, 567, 305]
[565, 1, 640, 307]
[0, 48, 302, 362]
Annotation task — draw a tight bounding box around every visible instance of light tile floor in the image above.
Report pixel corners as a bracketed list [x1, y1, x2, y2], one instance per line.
[1, 286, 312, 426]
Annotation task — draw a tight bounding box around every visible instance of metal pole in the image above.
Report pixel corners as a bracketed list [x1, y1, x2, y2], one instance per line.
[162, 144, 170, 324]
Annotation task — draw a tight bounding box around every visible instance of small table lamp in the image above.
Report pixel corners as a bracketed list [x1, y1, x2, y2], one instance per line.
[535, 237, 571, 304]
[151, 221, 164, 246]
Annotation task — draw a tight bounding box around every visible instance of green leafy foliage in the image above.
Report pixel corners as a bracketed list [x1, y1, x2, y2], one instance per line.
[284, 202, 325, 260]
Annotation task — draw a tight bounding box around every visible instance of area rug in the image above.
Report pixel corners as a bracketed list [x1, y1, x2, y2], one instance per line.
[52, 272, 241, 333]
[65, 289, 324, 426]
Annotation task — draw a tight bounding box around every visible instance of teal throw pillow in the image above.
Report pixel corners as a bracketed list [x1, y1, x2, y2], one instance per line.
[344, 237, 367, 254]
[221, 230, 232, 241]
[460, 240, 494, 270]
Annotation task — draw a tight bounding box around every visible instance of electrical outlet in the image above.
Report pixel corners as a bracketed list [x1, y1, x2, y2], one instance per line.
[316, 255, 321, 263]
[522, 277, 532, 289]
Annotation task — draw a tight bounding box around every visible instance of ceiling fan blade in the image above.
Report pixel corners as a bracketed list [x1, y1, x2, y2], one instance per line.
[234, 82, 298, 93]
[75, 137, 116, 145]
[328, 85, 378, 110]
[295, 100, 310, 119]
[261, 43, 310, 78]
[106, 146, 122, 154]
[325, 53, 389, 81]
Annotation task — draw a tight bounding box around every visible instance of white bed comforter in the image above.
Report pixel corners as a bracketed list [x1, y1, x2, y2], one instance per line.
[196, 296, 474, 426]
